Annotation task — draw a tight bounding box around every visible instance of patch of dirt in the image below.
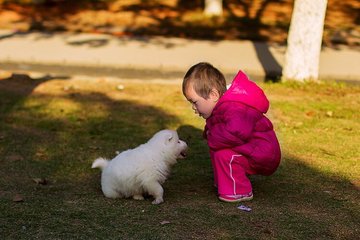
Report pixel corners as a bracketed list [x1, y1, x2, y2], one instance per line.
[0, 0, 359, 46]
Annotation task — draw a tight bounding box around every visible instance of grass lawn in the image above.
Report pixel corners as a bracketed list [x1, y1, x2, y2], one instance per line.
[0, 74, 359, 239]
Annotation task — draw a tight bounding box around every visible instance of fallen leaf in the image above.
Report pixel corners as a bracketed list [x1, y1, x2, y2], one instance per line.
[263, 228, 272, 234]
[35, 152, 45, 157]
[6, 155, 24, 162]
[294, 121, 303, 127]
[32, 178, 48, 185]
[326, 111, 333, 117]
[305, 111, 315, 117]
[350, 179, 360, 191]
[160, 221, 170, 225]
[116, 84, 125, 90]
[320, 148, 336, 156]
[13, 194, 24, 202]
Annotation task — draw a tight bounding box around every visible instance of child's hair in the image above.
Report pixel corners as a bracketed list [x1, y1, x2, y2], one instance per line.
[182, 62, 227, 99]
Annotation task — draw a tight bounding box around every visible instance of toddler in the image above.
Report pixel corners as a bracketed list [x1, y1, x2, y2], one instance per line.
[182, 62, 281, 202]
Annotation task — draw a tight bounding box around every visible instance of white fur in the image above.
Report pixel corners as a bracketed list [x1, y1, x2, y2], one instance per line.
[92, 129, 187, 204]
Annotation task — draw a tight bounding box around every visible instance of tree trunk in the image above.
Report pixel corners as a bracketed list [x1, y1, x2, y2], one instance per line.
[204, 0, 223, 16]
[283, 0, 328, 81]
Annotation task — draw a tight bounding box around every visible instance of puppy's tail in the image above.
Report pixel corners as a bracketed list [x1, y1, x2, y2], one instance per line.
[91, 157, 109, 170]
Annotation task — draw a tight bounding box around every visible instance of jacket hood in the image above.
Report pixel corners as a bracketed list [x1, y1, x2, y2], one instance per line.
[217, 71, 269, 113]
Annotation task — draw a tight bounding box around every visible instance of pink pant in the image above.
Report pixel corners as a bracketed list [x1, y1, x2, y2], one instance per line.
[210, 149, 255, 195]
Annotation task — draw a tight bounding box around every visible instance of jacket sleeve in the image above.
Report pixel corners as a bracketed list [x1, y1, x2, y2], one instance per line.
[207, 106, 257, 151]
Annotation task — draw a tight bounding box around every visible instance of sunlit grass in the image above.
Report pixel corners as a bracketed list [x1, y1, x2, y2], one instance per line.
[262, 81, 360, 181]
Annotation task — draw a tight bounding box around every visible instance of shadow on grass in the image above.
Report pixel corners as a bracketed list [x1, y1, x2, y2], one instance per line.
[0, 79, 358, 239]
[169, 125, 359, 239]
[0, 76, 180, 194]
[250, 154, 359, 239]
[0, 73, 70, 115]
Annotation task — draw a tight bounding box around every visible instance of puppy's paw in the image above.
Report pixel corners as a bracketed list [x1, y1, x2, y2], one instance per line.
[133, 195, 144, 200]
[152, 197, 164, 205]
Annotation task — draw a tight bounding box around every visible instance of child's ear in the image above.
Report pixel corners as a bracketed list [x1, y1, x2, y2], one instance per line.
[209, 89, 220, 102]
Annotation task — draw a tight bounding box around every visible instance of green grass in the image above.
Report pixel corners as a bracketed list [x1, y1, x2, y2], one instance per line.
[0, 76, 359, 239]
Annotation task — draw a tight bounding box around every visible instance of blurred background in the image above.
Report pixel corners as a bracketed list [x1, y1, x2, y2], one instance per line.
[0, 0, 359, 47]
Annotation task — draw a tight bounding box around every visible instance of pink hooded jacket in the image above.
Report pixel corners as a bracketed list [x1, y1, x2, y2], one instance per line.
[205, 71, 281, 175]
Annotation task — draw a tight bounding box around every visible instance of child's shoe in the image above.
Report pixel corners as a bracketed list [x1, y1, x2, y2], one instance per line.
[218, 192, 253, 203]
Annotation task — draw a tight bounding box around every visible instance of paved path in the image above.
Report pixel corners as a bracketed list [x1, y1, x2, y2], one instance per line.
[0, 30, 359, 83]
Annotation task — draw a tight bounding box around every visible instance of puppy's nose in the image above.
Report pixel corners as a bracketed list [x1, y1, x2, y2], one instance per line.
[180, 140, 188, 147]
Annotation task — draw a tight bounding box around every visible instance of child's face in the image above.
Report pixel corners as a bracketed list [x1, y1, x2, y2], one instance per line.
[184, 84, 219, 119]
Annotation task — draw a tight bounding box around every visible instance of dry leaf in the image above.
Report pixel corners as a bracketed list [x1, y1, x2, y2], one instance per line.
[35, 152, 45, 157]
[160, 221, 170, 225]
[116, 85, 125, 90]
[263, 228, 272, 234]
[295, 122, 303, 127]
[326, 111, 333, 117]
[351, 179, 360, 191]
[13, 194, 24, 202]
[305, 111, 315, 117]
[6, 155, 24, 162]
[32, 178, 48, 185]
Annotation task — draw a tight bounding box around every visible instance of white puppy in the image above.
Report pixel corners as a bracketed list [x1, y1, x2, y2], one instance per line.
[92, 129, 187, 204]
